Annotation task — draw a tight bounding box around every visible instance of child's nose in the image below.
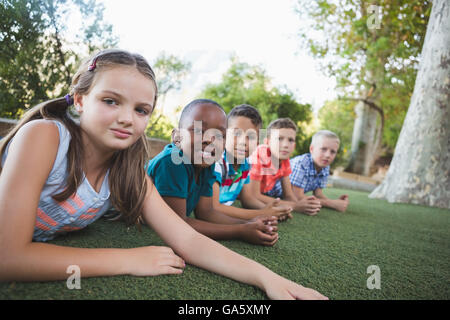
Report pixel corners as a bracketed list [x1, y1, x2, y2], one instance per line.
[117, 107, 133, 124]
[237, 136, 247, 146]
[281, 139, 290, 147]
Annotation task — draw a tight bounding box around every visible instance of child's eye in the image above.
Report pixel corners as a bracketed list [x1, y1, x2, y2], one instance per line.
[289, 138, 295, 143]
[103, 98, 117, 105]
[136, 107, 150, 116]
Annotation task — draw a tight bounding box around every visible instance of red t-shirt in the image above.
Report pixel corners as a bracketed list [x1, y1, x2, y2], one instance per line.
[249, 144, 292, 194]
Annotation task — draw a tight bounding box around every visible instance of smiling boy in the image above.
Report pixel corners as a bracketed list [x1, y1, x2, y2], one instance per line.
[212, 105, 292, 220]
[147, 99, 278, 246]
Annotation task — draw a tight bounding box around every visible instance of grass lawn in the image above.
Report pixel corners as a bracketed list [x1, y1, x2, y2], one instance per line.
[1, 187, 449, 300]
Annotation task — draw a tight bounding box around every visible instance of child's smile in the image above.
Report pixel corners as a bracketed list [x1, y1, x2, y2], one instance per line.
[226, 116, 259, 163]
[179, 103, 227, 167]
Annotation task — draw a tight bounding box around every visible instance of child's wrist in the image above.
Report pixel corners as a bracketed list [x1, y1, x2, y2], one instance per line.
[236, 224, 246, 238]
[258, 268, 283, 293]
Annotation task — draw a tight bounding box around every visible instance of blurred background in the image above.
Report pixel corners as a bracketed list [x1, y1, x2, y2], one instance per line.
[0, 0, 432, 179]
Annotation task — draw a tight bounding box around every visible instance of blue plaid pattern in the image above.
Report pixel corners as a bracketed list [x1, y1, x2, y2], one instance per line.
[267, 153, 330, 197]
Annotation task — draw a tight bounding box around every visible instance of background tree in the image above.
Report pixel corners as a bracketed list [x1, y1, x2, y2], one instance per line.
[296, 0, 431, 175]
[200, 57, 313, 156]
[146, 53, 191, 141]
[317, 99, 355, 167]
[0, 0, 117, 118]
[369, 0, 450, 209]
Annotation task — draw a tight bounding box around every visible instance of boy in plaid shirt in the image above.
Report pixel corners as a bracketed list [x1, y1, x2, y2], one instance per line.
[270, 130, 349, 212]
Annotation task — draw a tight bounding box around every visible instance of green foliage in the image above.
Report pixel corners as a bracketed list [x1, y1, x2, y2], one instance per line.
[0, 0, 117, 118]
[146, 53, 190, 141]
[318, 99, 356, 167]
[146, 110, 177, 142]
[153, 52, 191, 96]
[296, 0, 431, 155]
[200, 58, 313, 156]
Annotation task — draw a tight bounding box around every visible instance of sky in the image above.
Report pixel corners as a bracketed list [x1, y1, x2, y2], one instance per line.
[102, 0, 336, 120]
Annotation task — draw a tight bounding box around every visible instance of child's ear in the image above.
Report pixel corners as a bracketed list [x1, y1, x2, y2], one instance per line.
[172, 128, 181, 145]
[73, 93, 84, 113]
[309, 144, 314, 153]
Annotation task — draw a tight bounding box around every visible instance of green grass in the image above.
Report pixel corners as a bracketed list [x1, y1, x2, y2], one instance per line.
[1, 187, 449, 300]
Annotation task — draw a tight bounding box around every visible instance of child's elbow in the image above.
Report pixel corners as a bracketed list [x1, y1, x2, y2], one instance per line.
[0, 248, 18, 282]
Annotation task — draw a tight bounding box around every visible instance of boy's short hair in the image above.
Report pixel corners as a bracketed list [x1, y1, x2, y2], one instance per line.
[227, 104, 263, 128]
[179, 98, 224, 128]
[311, 130, 340, 146]
[267, 118, 298, 136]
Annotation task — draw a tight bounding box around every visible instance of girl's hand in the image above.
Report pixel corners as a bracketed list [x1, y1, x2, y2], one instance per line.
[125, 246, 186, 276]
[265, 275, 329, 300]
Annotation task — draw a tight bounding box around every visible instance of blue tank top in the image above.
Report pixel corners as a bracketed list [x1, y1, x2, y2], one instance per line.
[1, 120, 111, 242]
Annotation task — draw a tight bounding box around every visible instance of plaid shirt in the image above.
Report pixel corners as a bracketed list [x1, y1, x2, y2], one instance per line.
[267, 153, 330, 197]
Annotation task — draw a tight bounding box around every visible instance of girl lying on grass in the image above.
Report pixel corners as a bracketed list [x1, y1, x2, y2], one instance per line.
[0, 49, 327, 300]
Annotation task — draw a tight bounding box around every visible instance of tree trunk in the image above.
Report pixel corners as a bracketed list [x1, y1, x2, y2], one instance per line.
[346, 98, 379, 176]
[369, 0, 450, 209]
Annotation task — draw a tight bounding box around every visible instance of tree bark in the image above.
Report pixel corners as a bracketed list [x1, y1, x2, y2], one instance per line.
[369, 0, 450, 209]
[346, 97, 379, 176]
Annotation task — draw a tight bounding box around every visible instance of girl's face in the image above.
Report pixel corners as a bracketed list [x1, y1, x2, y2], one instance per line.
[75, 65, 156, 153]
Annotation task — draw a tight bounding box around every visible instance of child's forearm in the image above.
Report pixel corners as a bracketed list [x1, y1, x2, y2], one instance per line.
[180, 231, 276, 291]
[318, 197, 331, 207]
[314, 194, 333, 209]
[256, 193, 276, 204]
[239, 195, 266, 209]
[197, 207, 246, 224]
[214, 202, 266, 220]
[0, 242, 129, 282]
[184, 217, 244, 240]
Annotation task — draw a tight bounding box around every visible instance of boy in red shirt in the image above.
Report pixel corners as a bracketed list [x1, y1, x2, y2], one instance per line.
[248, 118, 322, 216]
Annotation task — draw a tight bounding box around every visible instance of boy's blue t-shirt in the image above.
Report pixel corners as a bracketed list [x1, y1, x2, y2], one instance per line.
[213, 150, 250, 206]
[146, 143, 216, 216]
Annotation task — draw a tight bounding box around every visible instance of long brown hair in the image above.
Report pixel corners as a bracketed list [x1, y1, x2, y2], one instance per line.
[0, 49, 158, 226]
